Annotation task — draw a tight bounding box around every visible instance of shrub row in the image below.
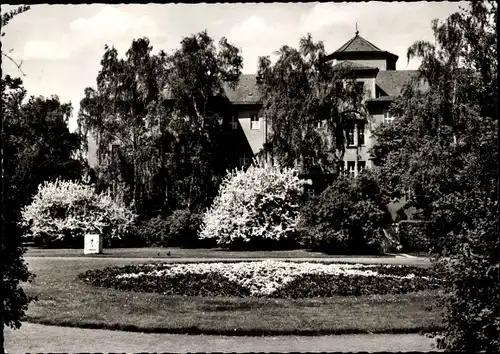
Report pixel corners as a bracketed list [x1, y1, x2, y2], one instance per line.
[133, 209, 210, 248]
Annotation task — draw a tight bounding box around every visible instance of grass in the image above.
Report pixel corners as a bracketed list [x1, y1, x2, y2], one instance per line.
[25, 246, 399, 259]
[21, 255, 443, 335]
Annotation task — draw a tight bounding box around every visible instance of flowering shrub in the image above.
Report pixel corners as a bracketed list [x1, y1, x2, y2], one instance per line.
[79, 261, 442, 298]
[21, 179, 137, 247]
[199, 162, 311, 249]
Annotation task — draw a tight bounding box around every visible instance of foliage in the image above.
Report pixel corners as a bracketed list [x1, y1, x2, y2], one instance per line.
[135, 209, 204, 248]
[78, 31, 243, 219]
[432, 206, 499, 351]
[1, 76, 36, 333]
[134, 215, 169, 247]
[165, 209, 203, 248]
[397, 221, 431, 253]
[271, 273, 441, 298]
[79, 261, 441, 298]
[199, 162, 310, 249]
[298, 171, 393, 254]
[80, 268, 250, 297]
[21, 180, 137, 248]
[370, 1, 498, 351]
[257, 33, 367, 177]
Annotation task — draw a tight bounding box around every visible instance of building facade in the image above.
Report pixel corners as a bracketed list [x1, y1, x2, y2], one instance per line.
[86, 32, 417, 178]
[220, 31, 418, 176]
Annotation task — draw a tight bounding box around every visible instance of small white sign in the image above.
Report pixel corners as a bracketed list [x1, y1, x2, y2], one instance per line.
[84, 234, 103, 255]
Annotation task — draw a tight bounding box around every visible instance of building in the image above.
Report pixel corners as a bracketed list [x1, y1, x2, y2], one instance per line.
[86, 31, 418, 178]
[220, 30, 418, 177]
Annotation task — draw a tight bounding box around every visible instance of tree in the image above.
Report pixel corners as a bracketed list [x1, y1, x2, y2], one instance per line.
[21, 179, 137, 248]
[370, 1, 498, 350]
[1, 5, 32, 349]
[79, 31, 243, 218]
[298, 170, 394, 255]
[199, 161, 310, 249]
[159, 31, 243, 212]
[256, 34, 366, 180]
[78, 38, 163, 218]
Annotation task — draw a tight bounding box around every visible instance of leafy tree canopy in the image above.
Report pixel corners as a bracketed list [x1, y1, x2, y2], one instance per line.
[370, 2, 498, 351]
[257, 33, 367, 175]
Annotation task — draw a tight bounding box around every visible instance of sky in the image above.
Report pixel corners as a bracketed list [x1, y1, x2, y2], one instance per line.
[2, 2, 467, 132]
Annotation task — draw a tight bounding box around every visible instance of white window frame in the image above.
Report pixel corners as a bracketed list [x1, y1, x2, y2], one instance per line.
[346, 126, 355, 146]
[239, 154, 250, 167]
[357, 123, 365, 146]
[316, 119, 325, 129]
[383, 110, 395, 124]
[250, 114, 260, 130]
[357, 160, 366, 174]
[347, 161, 356, 177]
[229, 115, 238, 130]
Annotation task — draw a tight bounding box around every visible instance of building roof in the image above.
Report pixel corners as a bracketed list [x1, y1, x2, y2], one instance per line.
[161, 70, 418, 106]
[161, 74, 261, 104]
[335, 33, 383, 53]
[323, 32, 398, 63]
[375, 70, 418, 96]
[223, 74, 261, 104]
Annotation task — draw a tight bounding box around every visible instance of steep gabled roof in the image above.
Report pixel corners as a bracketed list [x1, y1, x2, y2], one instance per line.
[375, 70, 418, 96]
[335, 33, 383, 53]
[323, 32, 398, 63]
[223, 74, 261, 104]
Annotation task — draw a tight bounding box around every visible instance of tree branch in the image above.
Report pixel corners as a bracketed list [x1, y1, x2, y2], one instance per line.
[2, 52, 26, 76]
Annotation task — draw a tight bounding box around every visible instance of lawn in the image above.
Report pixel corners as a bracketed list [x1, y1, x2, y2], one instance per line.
[21, 253, 443, 335]
[25, 246, 397, 259]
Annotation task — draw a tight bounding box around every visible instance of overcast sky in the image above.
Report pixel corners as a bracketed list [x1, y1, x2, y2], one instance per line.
[2, 2, 466, 131]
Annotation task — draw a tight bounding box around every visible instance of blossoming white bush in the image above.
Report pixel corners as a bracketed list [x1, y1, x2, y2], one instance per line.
[21, 179, 137, 246]
[199, 161, 311, 248]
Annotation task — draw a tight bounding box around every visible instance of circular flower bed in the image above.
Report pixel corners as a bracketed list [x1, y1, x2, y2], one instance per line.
[78, 261, 442, 298]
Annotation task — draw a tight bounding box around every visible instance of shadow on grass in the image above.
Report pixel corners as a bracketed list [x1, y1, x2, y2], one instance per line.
[24, 317, 442, 336]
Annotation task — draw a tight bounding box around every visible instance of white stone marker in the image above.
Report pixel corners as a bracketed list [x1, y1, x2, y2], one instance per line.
[84, 233, 103, 255]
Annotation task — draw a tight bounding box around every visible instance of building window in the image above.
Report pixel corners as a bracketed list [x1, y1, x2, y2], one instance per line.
[357, 123, 365, 146]
[251, 114, 260, 130]
[229, 114, 238, 130]
[347, 161, 356, 177]
[383, 110, 395, 124]
[239, 154, 250, 167]
[346, 126, 355, 146]
[403, 187, 412, 201]
[358, 161, 366, 174]
[356, 82, 364, 96]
